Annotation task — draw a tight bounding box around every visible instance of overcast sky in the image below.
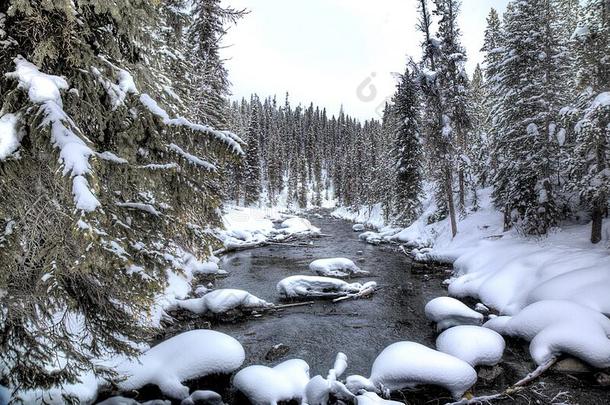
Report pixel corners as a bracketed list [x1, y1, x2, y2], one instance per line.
[220, 0, 510, 120]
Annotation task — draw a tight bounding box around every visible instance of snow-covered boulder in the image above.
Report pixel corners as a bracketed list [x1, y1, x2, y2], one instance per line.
[484, 300, 610, 368]
[168, 289, 272, 315]
[98, 397, 170, 405]
[309, 258, 368, 278]
[356, 392, 402, 405]
[277, 275, 376, 299]
[353, 223, 366, 232]
[279, 217, 320, 234]
[358, 231, 383, 245]
[424, 297, 484, 331]
[181, 390, 224, 405]
[436, 326, 505, 367]
[345, 342, 477, 399]
[233, 359, 310, 405]
[118, 330, 245, 399]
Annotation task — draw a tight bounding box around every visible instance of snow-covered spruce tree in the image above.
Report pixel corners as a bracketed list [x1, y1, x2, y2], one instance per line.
[188, 0, 244, 129]
[468, 64, 490, 193]
[243, 96, 262, 205]
[391, 67, 424, 225]
[416, 0, 458, 236]
[492, 0, 565, 234]
[566, 0, 610, 243]
[433, 0, 471, 216]
[0, 0, 242, 392]
[481, 8, 504, 180]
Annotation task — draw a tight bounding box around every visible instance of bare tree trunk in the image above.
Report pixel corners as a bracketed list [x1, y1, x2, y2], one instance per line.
[458, 168, 465, 214]
[444, 165, 458, 237]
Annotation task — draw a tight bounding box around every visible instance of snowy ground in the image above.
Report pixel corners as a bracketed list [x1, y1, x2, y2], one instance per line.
[332, 187, 610, 375]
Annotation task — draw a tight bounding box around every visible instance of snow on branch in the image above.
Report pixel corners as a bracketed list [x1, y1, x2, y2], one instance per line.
[167, 143, 216, 172]
[5, 56, 100, 212]
[139, 93, 244, 155]
[116, 202, 161, 216]
[0, 113, 22, 160]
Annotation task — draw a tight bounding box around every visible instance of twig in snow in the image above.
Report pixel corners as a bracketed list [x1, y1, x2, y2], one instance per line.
[273, 301, 316, 310]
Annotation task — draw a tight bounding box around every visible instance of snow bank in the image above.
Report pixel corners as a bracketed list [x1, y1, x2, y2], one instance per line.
[280, 217, 320, 234]
[424, 297, 483, 331]
[346, 342, 476, 399]
[277, 275, 375, 299]
[309, 258, 368, 278]
[233, 359, 310, 405]
[484, 300, 610, 367]
[118, 330, 244, 399]
[436, 326, 505, 367]
[168, 289, 272, 315]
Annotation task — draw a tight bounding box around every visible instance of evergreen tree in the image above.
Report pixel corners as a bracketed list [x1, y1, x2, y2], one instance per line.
[492, 0, 564, 234]
[567, 0, 610, 243]
[0, 0, 242, 391]
[392, 68, 424, 225]
[243, 97, 262, 205]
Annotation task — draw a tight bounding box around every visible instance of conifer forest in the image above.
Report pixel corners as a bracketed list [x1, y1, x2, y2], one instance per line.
[0, 1, 609, 404]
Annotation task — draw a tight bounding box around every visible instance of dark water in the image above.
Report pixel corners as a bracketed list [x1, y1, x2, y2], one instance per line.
[214, 212, 447, 378]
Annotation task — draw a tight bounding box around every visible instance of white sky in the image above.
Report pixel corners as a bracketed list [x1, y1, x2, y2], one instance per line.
[220, 0, 510, 120]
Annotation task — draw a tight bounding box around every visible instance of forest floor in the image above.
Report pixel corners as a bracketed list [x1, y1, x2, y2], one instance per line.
[144, 210, 610, 405]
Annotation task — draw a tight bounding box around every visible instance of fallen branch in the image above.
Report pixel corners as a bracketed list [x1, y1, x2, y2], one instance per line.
[445, 356, 558, 405]
[273, 301, 316, 310]
[513, 356, 558, 387]
[332, 286, 377, 303]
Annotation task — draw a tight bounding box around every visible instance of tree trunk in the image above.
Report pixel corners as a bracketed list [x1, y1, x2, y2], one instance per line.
[591, 201, 603, 244]
[444, 165, 458, 237]
[458, 168, 465, 214]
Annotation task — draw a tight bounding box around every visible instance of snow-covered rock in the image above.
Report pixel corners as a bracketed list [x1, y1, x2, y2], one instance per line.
[309, 258, 368, 278]
[474, 303, 489, 313]
[233, 359, 310, 405]
[484, 300, 610, 368]
[436, 326, 505, 367]
[181, 390, 224, 405]
[346, 342, 477, 399]
[356, 392, 402, 405]
[168, 289, 272, 315]
[118, 330, 245, 399]
[358, 231, 383, 245]
[276, 275, 375, 299]
[424, 297, 483, 331]
[279, 217, 320, 234]
[353, 223, 366, 232]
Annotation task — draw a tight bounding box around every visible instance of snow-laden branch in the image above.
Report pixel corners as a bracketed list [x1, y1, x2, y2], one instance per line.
[6, 56, 100, 212]
[139, 93, 244, 155]
[167, 143, 216, 172]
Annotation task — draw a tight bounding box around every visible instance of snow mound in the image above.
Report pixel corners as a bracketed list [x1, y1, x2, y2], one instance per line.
[424, 297, 483, 331]
[436, 326, 505, 367]
[483, 300, 610, 367]
[353, 224, 366, 232]
[309, 258, 368, 278]
[356, 392, 402, 404]
[276, 275, 375, 299]
[345, 342, 477, 399]
[0, 113, 22, 160]
[279, 217, 320, 234]
[118, 330, 244, 399]
[168, 289, 273, 315]
[233, 359, 310, 405]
